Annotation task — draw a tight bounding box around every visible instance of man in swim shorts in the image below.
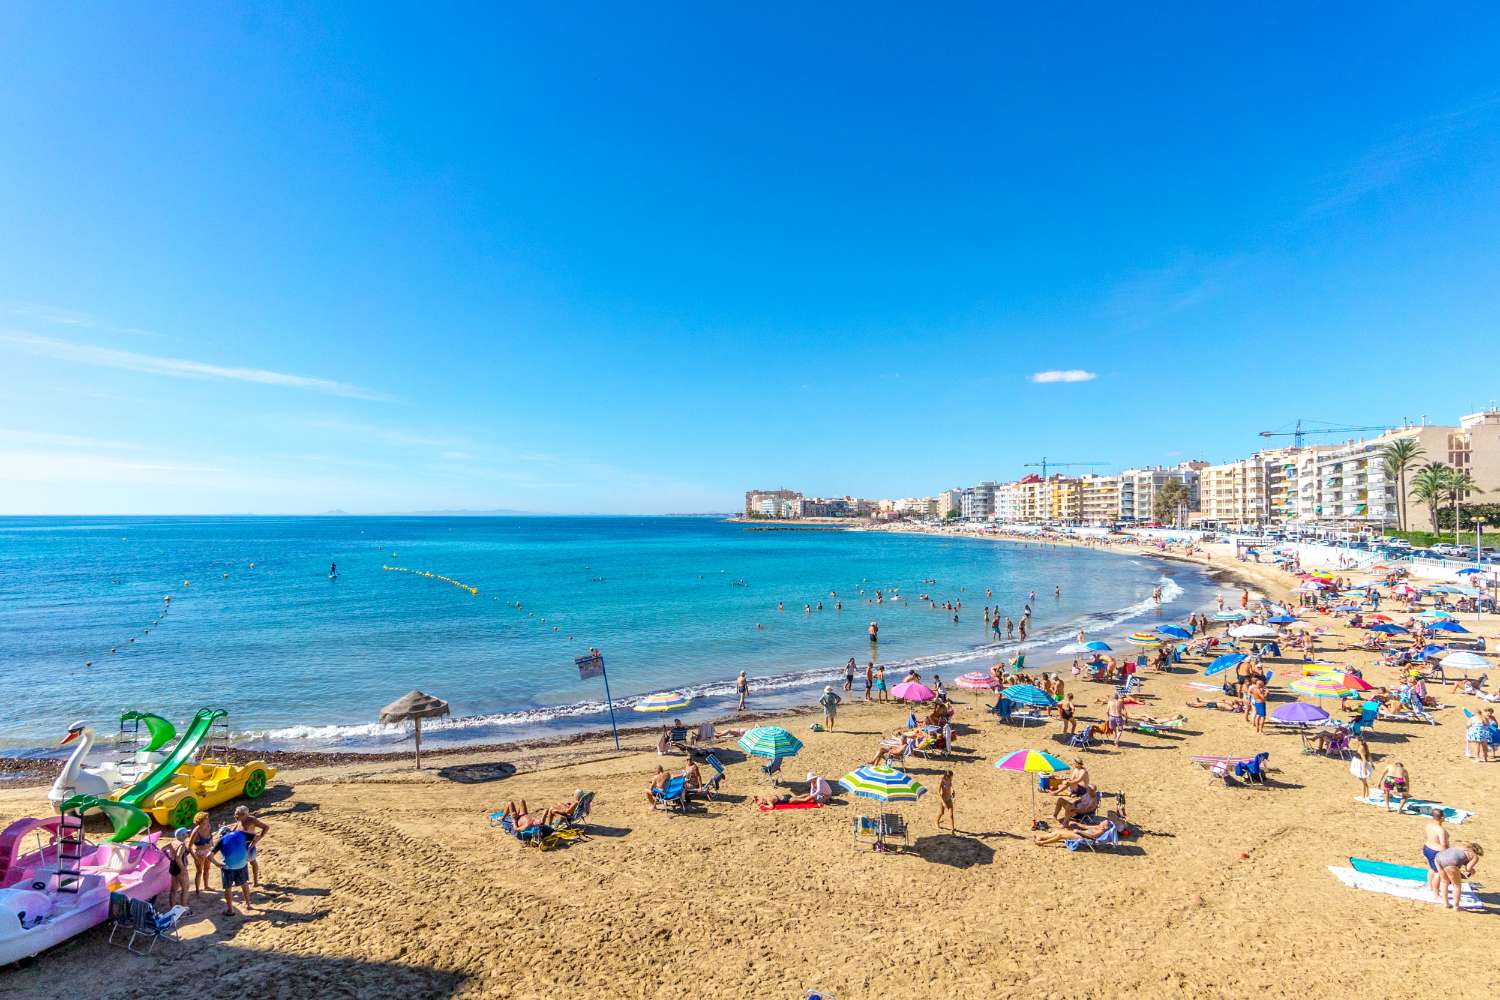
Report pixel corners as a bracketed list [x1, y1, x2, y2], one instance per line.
[1423, 805, 1450, 898]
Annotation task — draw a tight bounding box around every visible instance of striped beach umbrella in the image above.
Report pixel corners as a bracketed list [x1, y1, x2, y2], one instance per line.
[1289, 674, 1354, 698]
[1000, 684, 1055, 707]
[1126, 630, 1163, 645]
[737, 726, 803, 759]
[634, 691, 691, 712]
[839, 765, 926, 802]
[954, 671, 998, 690]
[994, 749, 1070, 824]
[1320, 672, 1373, 692]
[1214, 610, 1247, 622]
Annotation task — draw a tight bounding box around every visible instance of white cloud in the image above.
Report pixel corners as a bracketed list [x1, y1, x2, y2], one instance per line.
[1027, 369, 1097, 384]
[0, 333, 391, 401]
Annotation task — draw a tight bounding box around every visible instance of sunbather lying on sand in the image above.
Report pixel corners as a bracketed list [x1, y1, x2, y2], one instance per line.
[1134, 714, 1186, 728]
[1187, 697, 1243, 712]
[500, 800, 554, 837]
[1033, 810, 1126, 846]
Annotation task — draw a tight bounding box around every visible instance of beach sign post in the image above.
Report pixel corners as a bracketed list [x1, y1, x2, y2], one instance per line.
[576, 648, 620, 750]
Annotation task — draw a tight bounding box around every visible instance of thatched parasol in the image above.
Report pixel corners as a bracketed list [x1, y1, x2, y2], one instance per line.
[379, 689, 450, 769]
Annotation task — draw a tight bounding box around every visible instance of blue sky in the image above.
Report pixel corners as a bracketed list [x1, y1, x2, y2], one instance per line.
[3, 5, 1499, 514]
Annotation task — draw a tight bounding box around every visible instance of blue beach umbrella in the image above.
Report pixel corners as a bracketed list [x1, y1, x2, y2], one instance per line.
[1430, 620, 1469, 634]
[1368, 623, 1408, 635]
[1084, 640, 1112, 652]
[1154, 625, 1193, 640]
[1000, 684, 1056, 707]
[1205, 653, 1247, 677]
[1214, 611, 1247, 622]
[1267, 615, 1297, 625]
[737, 726, 803, 759]
[1456, 567, 1484, 575]
[1413, 643, 1448, 661]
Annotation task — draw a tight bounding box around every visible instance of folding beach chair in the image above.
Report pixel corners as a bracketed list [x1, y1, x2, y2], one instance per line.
[109, 894, 188, 955]
[1067, 727, 1096, 750]
[667, 725, 690, 752]
[761, 755, 784, 785]
[879, 813, 909, 849]
[651, 775, 693, 813]
[555, 791, 595, 833]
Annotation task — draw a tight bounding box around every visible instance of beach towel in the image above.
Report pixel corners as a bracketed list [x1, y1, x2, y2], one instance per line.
[1328, 866, 1482, 910]
[1352, 795, 1473, 824]
[758, 801, 821, 811]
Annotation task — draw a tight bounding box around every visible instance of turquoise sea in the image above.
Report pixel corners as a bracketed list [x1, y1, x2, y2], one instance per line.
[0, 516, 1218, 754]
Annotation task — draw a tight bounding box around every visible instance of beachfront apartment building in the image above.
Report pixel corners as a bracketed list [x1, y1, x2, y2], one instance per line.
[744, 489, 803, 518]
[993, 481, 1022, 524]
[960, 482, 998, 521]
[1078, 474, 1121, 526]
[1117, 463, 1205, 525]
[939, 488, 964, 518]
[1291, 410, 1500, 530]
[1198, 448, 1300, 529]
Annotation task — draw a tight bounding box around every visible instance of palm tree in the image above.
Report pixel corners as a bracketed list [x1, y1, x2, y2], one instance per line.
[1445, 469, 1484, 547]
[1380, 437, 1425, 532]
[1408, 463, 1450, 537]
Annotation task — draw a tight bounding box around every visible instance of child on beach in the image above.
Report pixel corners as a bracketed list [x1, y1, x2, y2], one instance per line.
[1349, 737, 1373, 798]
[864, 661, 874, 701]
[165, 828, 192, 908]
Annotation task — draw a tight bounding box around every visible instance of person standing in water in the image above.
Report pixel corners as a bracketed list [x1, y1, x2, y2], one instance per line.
[843, 658, 856, 692]
[868, 621, 879, 645]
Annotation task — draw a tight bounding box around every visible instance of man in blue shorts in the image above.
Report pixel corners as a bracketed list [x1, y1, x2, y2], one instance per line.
[209, 823, 254, 916]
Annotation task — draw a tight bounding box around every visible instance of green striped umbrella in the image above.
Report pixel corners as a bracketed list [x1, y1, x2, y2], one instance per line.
[737, 726, 803, 759]
[838, 765, 926, 802]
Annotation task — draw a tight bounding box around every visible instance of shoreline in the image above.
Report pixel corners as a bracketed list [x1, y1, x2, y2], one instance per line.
[4, 528, 1257, 777]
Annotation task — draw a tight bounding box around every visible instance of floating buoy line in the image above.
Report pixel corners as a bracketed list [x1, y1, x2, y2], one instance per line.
[383, 565, 479, 596]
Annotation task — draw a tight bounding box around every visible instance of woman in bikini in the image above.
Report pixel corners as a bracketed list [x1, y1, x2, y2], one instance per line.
[164, 828, 192, 908]
[1057, 693, 1078, 736]
[189, 810, 214, 896]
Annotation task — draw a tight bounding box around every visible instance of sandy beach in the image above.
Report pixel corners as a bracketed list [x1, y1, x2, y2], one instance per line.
[2, 539, 1496, 1000]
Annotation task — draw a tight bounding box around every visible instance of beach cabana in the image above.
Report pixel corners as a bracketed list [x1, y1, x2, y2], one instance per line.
[379, 689, 451, 770]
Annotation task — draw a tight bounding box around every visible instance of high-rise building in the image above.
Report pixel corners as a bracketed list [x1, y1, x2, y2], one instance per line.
[1078, 475, 1121, 526]
[960, 481, 998, 521]
[743, 489, 803, 518]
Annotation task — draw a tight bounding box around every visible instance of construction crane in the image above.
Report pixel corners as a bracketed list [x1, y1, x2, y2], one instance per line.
[1021, 458, 1109, 479]
[1258, 419, 1391, 449]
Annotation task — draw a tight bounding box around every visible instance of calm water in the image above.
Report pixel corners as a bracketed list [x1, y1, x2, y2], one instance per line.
[0, 516, 1217, 753]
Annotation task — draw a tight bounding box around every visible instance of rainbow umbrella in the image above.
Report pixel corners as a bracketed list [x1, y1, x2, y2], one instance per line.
[994, 748, 1071, 824]
[890, 681, 936, 702]
[1321, 672, 1373, 692]
[1126, 630, 1163, 645]
[1289, 674, 1354, 698]
[634, 691, 691, 712]
[737, 726, 803, 759]
[839, 765, 926, 803]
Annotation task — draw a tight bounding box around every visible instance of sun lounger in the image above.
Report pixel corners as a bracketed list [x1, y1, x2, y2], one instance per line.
[1065, 822, 1122, 852]
[1190, 754, 1267, 785]
[762, 755, 784, 784]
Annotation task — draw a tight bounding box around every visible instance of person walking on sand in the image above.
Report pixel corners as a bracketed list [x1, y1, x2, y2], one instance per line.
[864, 660, 874, 701]
[936, 770, 956, 833]
[844, 658, 856, 693]
[1248, 678, 1268, 734]
[1106, 693, 1128, 747]
[1423, 806, 1451, 899]
[819, 686, 842, 730]
[736, 670, 748, 711]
